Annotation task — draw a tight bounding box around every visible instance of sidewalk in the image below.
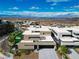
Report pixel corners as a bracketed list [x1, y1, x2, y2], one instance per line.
[68, 49, 79, 59]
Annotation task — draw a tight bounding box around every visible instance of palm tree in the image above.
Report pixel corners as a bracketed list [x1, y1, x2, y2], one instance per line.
[8, 31, 23, 55]
[8, 32, 16, 47]
[57, 45, 69, 59]
[8, 31, 22, 47]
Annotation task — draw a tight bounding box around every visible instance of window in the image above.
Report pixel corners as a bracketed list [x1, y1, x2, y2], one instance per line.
[74, 33, 79, 35]
[29, 37, 40, 39]
[62, 35, 73, 37]
[32, 31, 40, 33]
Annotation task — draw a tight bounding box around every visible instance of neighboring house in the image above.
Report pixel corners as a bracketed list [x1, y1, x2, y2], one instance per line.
[51, 27, 79, 46]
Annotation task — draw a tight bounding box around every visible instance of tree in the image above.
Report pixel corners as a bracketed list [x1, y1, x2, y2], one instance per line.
[8, 32, 17, 54]
[8, 31, 22, 44]
[8, 31, 23, 54]
[57, 45, 69, 59]
[8, 32, 17, 47]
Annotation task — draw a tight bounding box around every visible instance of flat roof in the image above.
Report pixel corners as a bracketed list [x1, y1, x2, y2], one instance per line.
[52, 27, 71, 35]
[63, 27, 79, 34]
[39, 35, 54, 41]
[27, 26, 51, 32]
[73, 30, 79, 34]
[23, 30, 40, 35]
[20, 40, 33, 43]
[60, 37, 79, 42]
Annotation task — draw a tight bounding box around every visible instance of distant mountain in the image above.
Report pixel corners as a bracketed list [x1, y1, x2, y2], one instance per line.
[0, 15, 28, 18]
[53, 13, 79, 18]
[0, 12, 79, 20]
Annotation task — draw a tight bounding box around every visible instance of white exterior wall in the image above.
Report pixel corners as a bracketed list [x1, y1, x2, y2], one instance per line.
[61, 41, 79, 46]
[23, 35, 29, 40]
[61, 42, 74, 45]
[18, 42, 34, 49]
[40, 31, 51, 35]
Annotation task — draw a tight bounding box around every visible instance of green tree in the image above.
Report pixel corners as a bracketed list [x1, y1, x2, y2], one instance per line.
[8, 31, 23, 54]
[8, 31, 22, 45]
[8, 32, 15, 43]
[58, 45, 69, 59]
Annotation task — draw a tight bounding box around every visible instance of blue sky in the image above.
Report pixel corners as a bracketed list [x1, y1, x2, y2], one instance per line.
[0, 0, 79, 17]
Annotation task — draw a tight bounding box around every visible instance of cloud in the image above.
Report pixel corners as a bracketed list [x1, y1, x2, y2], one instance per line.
[29, 6, 40, 10]
[0, 11, 79, 17]
[46, 0, 69, 2]
[69, 5, 79, 10]
[9, 7, 19, 10]
[51, 3, 57, 6]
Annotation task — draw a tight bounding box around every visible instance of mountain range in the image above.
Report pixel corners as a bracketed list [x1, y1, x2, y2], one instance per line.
[0, 12, 79, 19]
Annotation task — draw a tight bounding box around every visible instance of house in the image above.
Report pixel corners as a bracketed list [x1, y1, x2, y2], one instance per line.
[62, 26, 79, 38]
[18, 25, 79, 49]
[18, 25, 56, 49]
[51, 27, 79, 46]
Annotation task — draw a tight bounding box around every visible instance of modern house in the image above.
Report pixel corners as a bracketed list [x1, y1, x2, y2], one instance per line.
[18, 25, 79, 50]
[72, 29, 79, 38]
[18, 25, 56, 49]
[51, 27, 79, 46]
[62, 26, 79, 38]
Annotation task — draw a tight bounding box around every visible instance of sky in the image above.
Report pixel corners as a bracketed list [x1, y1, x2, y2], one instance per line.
[0, 0, 79, 17]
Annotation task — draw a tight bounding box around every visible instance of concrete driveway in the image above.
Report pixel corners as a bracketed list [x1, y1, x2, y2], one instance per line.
[39, 48, 58, 59]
